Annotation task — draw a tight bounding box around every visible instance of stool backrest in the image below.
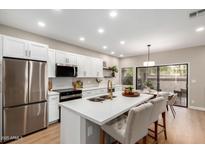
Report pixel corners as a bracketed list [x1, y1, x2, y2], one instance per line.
[158, 91, 169, 101]
[125, 102, 153, 144]
[149, 97, 166, 124]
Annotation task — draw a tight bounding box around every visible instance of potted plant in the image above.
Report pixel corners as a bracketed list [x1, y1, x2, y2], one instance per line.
[109, 66, 118, 77]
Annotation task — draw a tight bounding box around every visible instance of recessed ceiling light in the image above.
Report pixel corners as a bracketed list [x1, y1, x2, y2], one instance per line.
[79, 37, 85, 41]
[111, 51, 115, 55]
[103, 46, 107, 49]
[38, 21, 46, 27]
[196, 27, 204, 32]
[120, 41, 125, 45]
[109, 11, 118, 18]
[98, 28, 104, 34]
[119, 54, 124, 57]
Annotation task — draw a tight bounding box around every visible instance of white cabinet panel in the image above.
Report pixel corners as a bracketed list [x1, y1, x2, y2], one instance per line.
[28, 42, 48, 61]
[77, 55, 88, 77]
[77, 55, 103, 78]
[48, 49, 56, 78]
[48, 94, 59, 123]
[3, 36, 28, 59]
[91, 58, 103, 78]
[56, 50, 77, 66]
[2, 36, 48, 61]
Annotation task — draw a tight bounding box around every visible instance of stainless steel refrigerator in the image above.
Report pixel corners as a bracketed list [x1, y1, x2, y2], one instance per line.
[2, 58, 48, 141]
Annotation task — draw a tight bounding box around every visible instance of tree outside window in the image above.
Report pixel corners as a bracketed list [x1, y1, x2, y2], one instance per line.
[121, 67, 133, 85]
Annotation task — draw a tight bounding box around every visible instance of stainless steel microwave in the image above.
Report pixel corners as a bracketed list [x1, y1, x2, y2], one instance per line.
[56, 64, 78, 77]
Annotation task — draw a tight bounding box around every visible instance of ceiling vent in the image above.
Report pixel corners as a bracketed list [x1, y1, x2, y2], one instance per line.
[189, 9, 205, 18]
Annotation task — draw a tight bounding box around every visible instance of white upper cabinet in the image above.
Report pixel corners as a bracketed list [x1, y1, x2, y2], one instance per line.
[77, 54, 88, 77]
[48, 49, 56, 78]
[91, 58, 103, 78]
[2, 36, 48, 61]
[55, 50, 77, 66]
[28, 42, 48, 61]
[77, 55, 103, 78]
[3, 36, 28, 59]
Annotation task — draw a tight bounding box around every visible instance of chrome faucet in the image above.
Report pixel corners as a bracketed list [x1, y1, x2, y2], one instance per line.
[107, 80, 113, 100]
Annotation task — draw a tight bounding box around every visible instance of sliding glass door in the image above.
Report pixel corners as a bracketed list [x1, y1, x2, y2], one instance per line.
[136, 67, 158, 90]
[136, 64, 188, 107]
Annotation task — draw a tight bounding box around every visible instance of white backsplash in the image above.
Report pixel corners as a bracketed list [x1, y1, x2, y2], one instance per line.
[51, 76, 119, 90]
[52, 77, 73, 90]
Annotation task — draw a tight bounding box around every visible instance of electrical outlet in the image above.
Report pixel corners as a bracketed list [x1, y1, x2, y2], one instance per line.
[87, 126, 93, 136]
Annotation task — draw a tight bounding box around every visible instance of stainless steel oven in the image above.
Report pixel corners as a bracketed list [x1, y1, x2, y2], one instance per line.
[53, 88, 82, 121]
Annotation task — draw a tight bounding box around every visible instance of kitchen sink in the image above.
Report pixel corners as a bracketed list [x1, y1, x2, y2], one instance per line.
[87, 95, 117, 102]
[88, 97, 105, 102]
[99, 95, 117, 99]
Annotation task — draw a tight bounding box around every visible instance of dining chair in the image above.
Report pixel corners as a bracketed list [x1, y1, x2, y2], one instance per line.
[100, 102, 153, 144]
[167, 94, 177, 118]
[148, 97, 167, 143]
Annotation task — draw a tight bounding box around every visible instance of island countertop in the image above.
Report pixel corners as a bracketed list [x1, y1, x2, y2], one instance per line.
[59, 91, 153, 125]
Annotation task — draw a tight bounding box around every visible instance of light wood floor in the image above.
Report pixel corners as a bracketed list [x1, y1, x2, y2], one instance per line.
[9, 107, 205, 144]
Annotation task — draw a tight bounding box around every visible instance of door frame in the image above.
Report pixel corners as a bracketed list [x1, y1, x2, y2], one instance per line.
[136, 63, 189, 108]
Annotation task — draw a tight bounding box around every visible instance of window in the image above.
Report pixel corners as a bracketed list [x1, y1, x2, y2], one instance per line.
[121, 67, 133, 85]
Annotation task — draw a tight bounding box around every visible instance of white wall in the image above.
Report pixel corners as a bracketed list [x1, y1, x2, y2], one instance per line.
[120, 46, 205, 109]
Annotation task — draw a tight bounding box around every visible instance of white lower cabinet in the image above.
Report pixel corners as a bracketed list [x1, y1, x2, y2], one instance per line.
[48, 94, 59, 124]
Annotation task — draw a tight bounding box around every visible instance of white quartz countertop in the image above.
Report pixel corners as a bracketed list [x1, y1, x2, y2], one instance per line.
[59, 91, 153, 125]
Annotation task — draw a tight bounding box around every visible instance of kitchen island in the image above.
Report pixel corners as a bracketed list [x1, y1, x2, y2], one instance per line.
[59, 91, 153, 144]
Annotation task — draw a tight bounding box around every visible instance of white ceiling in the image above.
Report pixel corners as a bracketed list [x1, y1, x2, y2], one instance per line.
[0, 9, 205, 57]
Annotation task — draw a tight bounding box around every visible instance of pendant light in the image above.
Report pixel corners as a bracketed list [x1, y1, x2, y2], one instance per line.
[143, 44, 155, 66]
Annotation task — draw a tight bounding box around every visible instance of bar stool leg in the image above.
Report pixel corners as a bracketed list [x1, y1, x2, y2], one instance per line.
[154, 120, 158, 143]
[143, 136, 147, 144]
[100, 129, 105, 144]
[162, 112, 167, 140]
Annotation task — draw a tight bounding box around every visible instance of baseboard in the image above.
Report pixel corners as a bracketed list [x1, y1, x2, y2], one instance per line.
[189, 106, 205, 111]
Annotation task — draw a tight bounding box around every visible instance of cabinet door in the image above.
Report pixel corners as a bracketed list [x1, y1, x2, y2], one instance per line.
[28, 42, 48, 61]
[56, 50, 77, 66]
[97, 59, 103, 77]
[3, 36, 28, 59]
[66, 52, 77, 65]
[48, 95, 59, 123]
[77, 55, 87, 77]
[91, 58, 103, 78]
[48, 49, 56, 78]
[55, 50, 66, 64]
